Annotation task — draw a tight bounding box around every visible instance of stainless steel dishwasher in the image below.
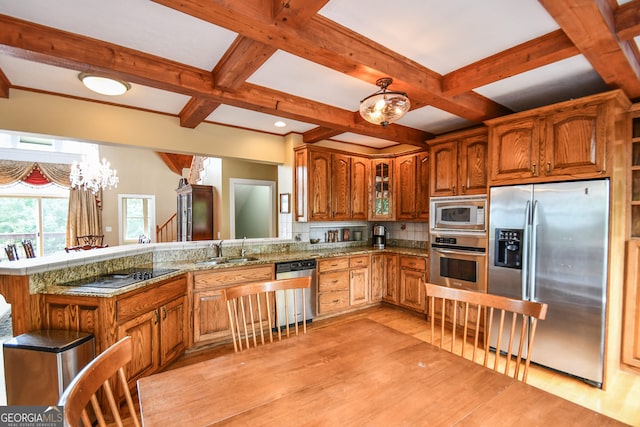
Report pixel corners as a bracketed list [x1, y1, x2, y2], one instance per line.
[274, 259, 317, 328]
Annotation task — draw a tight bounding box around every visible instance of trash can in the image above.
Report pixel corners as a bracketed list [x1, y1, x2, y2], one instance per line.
[3, 329, 95, 405]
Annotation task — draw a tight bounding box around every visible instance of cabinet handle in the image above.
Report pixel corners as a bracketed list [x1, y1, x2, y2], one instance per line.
[162, 306, 167, 320]
[531, 163, 537, 176]
[153, 310, 160, 325]
[461, 185, 466, 193]
[452, 185, 456, 193]
[546, 162, 551, 174]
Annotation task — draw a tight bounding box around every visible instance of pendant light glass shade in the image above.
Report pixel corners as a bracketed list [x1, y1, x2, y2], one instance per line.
[359, 77, 410, 127]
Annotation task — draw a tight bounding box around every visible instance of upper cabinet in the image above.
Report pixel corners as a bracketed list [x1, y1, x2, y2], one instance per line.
[396, 152, 430, 220]
[429, 128, 488, 197]
[487, 91, 629, 185]
[370, 158, 394, 221]
[295, 146, 369, 222]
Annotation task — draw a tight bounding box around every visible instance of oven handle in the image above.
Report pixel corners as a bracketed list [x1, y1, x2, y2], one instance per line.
[431, 247, 486, 257]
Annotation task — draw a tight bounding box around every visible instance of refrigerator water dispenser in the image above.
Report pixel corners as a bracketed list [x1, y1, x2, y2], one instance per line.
[494, 228, 523, 269]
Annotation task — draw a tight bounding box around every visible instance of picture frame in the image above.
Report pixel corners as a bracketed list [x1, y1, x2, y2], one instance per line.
[279, 193, 290, 214]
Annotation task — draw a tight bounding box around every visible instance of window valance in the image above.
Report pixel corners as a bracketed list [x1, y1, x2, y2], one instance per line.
[0, 160, 71, 187]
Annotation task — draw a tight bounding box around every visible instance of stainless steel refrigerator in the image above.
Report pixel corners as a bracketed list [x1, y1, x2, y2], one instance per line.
[488, 179, 609, 387]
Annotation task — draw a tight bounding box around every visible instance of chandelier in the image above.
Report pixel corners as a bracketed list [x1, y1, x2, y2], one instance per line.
[70, 157, 119, 194]
[359, 77, 411, 127]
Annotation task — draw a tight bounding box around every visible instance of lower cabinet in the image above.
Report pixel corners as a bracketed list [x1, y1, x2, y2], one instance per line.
[191, 265, 274, 347]
[372, 253, 398, 304]
[116, 276, 188, 387]
[317, 255, 371, 316]
[398, 255, 428, 313]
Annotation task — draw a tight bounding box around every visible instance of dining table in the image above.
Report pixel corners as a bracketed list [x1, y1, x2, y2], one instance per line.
[137, 318, 625, 426]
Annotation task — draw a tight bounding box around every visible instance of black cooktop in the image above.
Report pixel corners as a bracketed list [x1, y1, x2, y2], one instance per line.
[62, 267, 178, 289]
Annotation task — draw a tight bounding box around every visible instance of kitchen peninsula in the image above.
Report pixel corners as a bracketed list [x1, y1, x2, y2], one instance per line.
[0, 239, 428, 387]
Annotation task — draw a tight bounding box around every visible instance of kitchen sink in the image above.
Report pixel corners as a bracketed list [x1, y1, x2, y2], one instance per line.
[195, 258, 227, 266]
[226, 256, 259, 263]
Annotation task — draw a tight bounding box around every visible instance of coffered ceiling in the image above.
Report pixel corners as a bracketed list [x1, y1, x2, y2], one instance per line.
[0, 0, 639, 150]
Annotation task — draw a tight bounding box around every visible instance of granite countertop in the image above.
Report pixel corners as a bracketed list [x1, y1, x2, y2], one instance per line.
[43, 246, 428, 298]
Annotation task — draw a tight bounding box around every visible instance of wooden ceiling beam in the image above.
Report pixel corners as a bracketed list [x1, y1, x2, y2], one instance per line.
[178, 36, 277, 127]
[213, 37, 277, 91]
[0, 68, 9, 98]
[0, 15, 428, 144]
[156, 152, 192, 175]
[179, 98, 222, 128]
[443, 30, 580, 96]
[152, 0, 510, 122]
[540, 0, 640, 98]
[303, 127, 344, 143]
[178, 0, 326, 129]
[615, 0, 640, 41]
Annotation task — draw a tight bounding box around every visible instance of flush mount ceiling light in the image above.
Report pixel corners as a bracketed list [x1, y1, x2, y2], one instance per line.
[78, 73, 131, 96]
[359, 77, 410, 127]
[274, 121, 286, 128]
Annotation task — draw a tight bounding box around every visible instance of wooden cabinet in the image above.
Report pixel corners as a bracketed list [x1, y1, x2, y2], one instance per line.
[430, 128, 488, 197]
[309, 150, 332, 220]
[370, 158, 394, 220]
[317, 255, 371, 316]
[43, 295, 106, 351]
[624, 240, 640, 370]
[396, 152, 429, 220]
[398, 255, 428, 313]
[294, 146, 368, 221]
[488, 92, 627, 185]
[372, 253, 398, 304]
[317, 257, 350, 315]
[351, 156, 369, 220]
[116, 276, 187, 386]
[191, 265, 274, 346]
[349, 255, 370, 307]
[177, 184, 213, 241]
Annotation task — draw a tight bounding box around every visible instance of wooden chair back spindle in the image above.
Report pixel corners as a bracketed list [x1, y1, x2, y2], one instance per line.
[22, 240, 35, 258]
[425, 283, 548, 383]
[4, 244, 18, 261]
[58, 336, 141, 427]
[222, 277, 311, 352]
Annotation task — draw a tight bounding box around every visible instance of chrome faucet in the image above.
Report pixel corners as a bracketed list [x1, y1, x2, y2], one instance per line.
[241, 236, 246, 257]
[211, 240, 224, 257]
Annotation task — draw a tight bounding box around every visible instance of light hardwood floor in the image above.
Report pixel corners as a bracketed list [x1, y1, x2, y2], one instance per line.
[157, 305, 639, 426]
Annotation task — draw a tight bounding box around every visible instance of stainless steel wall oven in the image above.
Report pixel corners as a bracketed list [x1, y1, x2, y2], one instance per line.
[429, 233, 486, 292]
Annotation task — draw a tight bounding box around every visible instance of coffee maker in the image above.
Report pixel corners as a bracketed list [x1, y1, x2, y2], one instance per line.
[373, 224, 386, 249]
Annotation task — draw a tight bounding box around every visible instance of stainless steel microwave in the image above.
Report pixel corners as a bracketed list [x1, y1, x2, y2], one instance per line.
[430, 195, 487, 232]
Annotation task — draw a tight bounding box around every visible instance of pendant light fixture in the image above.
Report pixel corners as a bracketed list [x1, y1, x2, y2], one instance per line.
[359, 77, 410, 127]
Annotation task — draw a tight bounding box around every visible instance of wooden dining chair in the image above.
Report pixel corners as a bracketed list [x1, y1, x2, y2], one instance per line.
[4, 243, 18, 261]
[222, 276, 312, 352]
[76, 234, 104, 246]
[22, 239, 36, 258]
[425, 283, 548, 383]
[58, 336, 141, 427]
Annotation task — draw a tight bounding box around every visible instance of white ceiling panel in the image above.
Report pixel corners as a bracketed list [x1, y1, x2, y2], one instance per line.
[319, 0, 560, 74]
[207, 105, 317, 135]
[247, 50, 377, 111]
[330, 133, 399, 149]
[0, 0, 237, 70]
[397, 106, 475, 135]
[475, 56, 609, 112]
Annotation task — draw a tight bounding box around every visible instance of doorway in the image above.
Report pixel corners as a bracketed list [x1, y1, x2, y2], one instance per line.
[230, 179, 275, 239]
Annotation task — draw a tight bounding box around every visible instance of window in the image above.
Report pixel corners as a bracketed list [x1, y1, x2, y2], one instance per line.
[0, 184, 69, 259]
[118, 195, 156, 244]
